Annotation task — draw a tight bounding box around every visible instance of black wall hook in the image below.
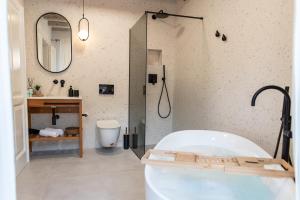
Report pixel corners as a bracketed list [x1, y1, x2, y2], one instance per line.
[222, 34, 227, 41]
[215, 30, 220, 37]
[60, 80, 65, 87]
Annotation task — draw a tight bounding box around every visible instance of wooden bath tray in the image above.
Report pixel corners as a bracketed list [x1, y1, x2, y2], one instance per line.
[141, 149, 294, 178]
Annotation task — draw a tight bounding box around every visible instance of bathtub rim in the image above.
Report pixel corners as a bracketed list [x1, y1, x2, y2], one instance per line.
[144, 129, 273, 200]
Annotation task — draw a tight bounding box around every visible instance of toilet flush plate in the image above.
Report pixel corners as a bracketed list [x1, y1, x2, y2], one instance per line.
[99, 84, 114, 95]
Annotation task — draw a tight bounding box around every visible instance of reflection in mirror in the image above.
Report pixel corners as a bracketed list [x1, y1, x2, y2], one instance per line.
[36, 13, 72, 73]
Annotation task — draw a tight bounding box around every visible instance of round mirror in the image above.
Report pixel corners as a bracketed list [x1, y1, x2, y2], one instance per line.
[36, 13, 72, 73]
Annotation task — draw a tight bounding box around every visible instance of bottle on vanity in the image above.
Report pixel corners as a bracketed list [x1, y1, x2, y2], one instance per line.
[27, 78, 34, 97]
[68, 86, 74, 97]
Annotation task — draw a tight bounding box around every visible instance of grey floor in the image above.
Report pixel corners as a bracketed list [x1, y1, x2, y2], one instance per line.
[17, 149, 145, 200]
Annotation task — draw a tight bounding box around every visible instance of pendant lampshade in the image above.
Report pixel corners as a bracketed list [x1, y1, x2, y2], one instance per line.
[78, 0, 89, 41]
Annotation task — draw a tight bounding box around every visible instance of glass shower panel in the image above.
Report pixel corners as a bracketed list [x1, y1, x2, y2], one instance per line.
[129, 14, 147, 158]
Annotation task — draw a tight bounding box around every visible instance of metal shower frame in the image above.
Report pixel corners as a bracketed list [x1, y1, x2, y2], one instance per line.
[145, 10, 204, 20]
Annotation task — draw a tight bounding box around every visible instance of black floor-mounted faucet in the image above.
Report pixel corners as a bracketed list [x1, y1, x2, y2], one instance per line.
[251, 85, 292, 162]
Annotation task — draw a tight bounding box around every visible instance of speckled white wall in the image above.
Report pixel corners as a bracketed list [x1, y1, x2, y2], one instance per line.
[173, 0, 293, 154]
[25, 0, 177, 150]
[25, 0, 293, 154]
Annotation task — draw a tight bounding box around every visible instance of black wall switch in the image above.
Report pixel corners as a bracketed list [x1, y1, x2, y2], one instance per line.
[99, 84, 114, 95]
[148, 74, 157, 85]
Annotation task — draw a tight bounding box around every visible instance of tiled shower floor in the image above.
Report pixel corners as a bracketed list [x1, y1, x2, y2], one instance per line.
[17, 149, 145, 200]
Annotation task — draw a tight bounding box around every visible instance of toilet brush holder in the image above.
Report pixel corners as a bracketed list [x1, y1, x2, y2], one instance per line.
[132, 134, 138, 149]
[123, 134, 129, 149]
[132, 127, 138, 149]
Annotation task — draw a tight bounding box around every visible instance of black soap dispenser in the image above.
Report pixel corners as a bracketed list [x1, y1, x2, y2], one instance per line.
[68, 86, 74, 97]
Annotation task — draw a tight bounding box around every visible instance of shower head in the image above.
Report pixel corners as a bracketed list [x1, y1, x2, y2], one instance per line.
[152, 10, 169, 20]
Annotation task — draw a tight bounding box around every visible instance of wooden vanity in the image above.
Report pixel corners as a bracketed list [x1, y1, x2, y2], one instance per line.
[27, 97, 83, 157]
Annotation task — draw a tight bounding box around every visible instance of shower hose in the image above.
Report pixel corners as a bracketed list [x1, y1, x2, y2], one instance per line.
[158, 65, 172, 119]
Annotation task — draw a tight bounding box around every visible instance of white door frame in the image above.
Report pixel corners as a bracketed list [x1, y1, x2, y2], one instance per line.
[293, 0, 300, 199]
[9, 0, 29, 175]
[0, 0, 17, 199]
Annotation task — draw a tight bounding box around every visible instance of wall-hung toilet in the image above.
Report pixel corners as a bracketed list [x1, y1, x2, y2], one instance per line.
[97, 120, 121, 148]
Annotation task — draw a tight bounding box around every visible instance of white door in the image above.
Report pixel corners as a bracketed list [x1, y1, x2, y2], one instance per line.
[0, 0, 17, 198]
[8, 0, 28, 175]
[294, 0, 300, 199]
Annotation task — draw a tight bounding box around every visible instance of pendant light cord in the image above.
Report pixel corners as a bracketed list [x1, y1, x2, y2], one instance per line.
[82, 0, 85, 18]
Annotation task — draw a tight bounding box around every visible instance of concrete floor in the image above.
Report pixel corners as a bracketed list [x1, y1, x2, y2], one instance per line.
[17, 149, 145, 200]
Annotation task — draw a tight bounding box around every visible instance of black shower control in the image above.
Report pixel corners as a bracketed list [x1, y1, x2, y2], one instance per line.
[99, 84, 114, 95]
[53, 79, 58, 84]
[148, 74, 157, 85]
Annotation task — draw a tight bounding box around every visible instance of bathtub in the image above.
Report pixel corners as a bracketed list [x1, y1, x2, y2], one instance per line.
[145, 130, 295, 200]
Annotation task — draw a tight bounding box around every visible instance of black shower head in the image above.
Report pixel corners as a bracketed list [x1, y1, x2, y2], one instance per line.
[152, 10, 169, 20]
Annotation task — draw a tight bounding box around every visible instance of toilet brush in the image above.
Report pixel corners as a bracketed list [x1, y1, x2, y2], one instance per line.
[123, 127, 129, 150]
[132, 127, 138, 149]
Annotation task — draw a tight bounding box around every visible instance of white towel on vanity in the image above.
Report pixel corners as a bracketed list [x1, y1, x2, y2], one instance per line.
[45, 128, 64, 136]
[39, 128, 64, 137]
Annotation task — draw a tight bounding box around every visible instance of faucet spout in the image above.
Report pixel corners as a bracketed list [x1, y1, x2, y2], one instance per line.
[51, 107, 60, 125]
[251, 85, 291, 114]
[251, 85, 292, 162]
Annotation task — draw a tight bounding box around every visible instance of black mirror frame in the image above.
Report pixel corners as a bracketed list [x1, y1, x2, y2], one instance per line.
[36, 12, 72, 73]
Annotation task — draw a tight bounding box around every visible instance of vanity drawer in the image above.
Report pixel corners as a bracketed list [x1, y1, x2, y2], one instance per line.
[27, 99, 45, 107]
[28, 99, 81, 113]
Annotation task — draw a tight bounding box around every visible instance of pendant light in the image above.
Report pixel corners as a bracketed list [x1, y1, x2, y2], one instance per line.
[78, 0, 89, 41]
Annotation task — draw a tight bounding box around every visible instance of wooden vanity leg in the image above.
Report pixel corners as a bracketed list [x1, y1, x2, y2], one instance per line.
[79, 129, 83, 158]
[29, 141, 32, 152]
[28, 111, 32, 153]
[79, 101, 83, 158]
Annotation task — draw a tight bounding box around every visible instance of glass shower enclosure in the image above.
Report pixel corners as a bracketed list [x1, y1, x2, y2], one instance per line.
[129, 10, 204, 159]
[129, 14, 147, 158]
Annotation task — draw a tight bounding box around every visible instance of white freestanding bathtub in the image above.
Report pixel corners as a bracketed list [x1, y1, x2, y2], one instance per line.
[145, 130, 295, 200]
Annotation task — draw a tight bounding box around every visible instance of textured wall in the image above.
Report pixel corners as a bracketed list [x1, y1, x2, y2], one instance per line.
[25, 0, 177, 150]
[173, 0, 293, 154]
[25, 0, 293, 154]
